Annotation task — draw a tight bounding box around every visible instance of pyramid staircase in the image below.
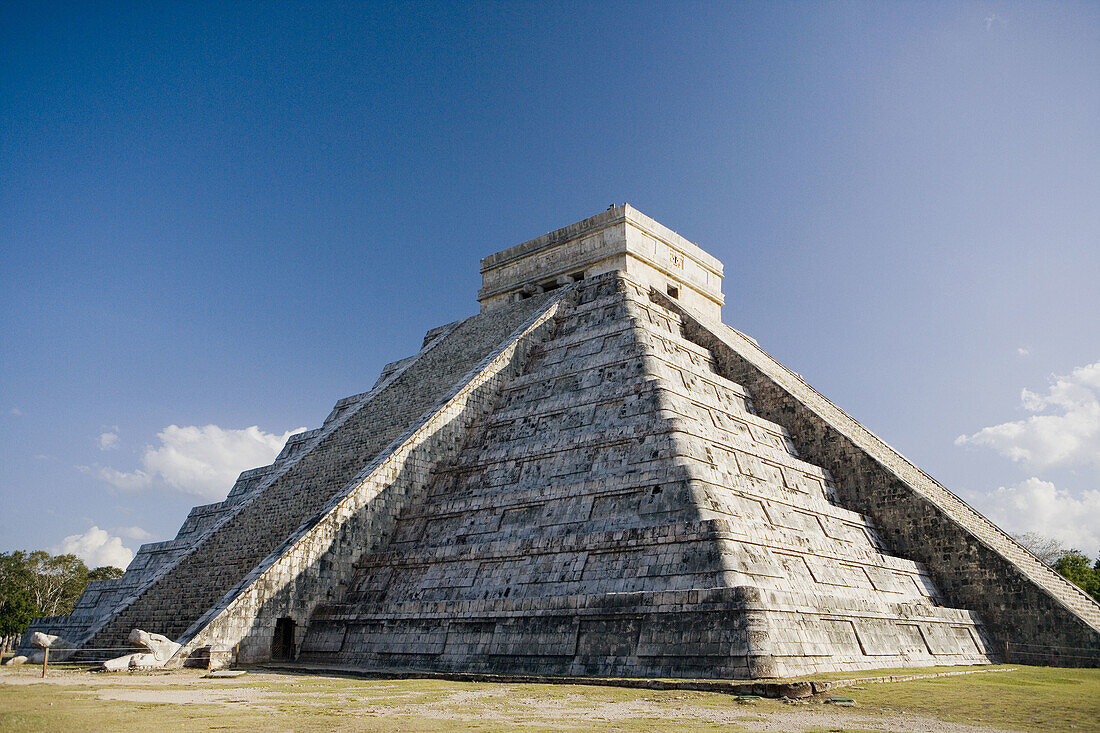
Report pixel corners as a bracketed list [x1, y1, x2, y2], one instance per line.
[59, 293, 562, 657]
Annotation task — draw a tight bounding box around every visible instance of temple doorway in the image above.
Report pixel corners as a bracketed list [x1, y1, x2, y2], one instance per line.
[272, 617, 296, 661]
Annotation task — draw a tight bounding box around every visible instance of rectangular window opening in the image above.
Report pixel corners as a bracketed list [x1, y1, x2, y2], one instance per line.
[666, 284, 680, 299]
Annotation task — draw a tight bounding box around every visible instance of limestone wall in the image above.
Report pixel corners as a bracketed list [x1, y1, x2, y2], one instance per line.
[78, 293, 557, 656]
[172, 292, 566, 664]
[478, 205, 723, 320]
[657, 289, 1100, 667]
[300, 273, 992, 679]
[23, 463, 283, 650]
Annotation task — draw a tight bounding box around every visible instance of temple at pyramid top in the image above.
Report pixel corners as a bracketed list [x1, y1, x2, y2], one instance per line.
[479, 203, 725, 320]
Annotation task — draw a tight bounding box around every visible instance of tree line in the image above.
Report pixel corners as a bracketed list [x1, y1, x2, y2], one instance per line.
[0, 551, 125, 654]
[1051, 551, 1100, 602]
[1014, 532, 1100, 602]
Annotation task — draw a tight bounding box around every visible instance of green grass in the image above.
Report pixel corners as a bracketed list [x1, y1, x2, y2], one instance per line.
[1, 663, 1097, 732]
[845, 666, 1100, 731]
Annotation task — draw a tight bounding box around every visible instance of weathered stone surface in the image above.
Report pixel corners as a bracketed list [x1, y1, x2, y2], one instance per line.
[26, 206, 1099, 676]
[649, 288, 1100, 667]
[68, 294, 558, 663]
[479, 204, 724, 321]
[170, 296, 565, 665]
[24, 632, 74, 663]
[101, 628, 183, 671]
[129, 629, 181, 662]
[101, 654, 135, 672]
[298, 275, 996, 677]
[31, 632, 59, 649]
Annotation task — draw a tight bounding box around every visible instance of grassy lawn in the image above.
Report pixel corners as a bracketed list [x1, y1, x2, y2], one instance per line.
[834, 665, 1099, 731]
[1, 663, 1097, 732]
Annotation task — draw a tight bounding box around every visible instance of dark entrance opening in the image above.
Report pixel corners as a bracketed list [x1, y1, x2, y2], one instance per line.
[272, 617, 296, 661]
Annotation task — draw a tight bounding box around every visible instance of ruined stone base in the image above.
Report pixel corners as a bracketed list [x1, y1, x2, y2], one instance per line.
[301, 586, 993, 679]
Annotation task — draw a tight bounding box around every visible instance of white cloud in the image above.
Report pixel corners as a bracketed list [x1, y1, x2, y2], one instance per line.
[54, 526, 134, 569]
[82, 424, 305, 499]
[956, 362, 1100, 474]
[99, 431, 119, 450]
[80, 465, 153, 492]
[973, 478, 1100, 558]
[9, 407, 22, 416]
[115, 526, 153, 541]
[1016, 347, 1030, 357]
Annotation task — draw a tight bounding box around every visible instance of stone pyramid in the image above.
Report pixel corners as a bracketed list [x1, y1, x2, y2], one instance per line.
[29, 206, 1100, 676]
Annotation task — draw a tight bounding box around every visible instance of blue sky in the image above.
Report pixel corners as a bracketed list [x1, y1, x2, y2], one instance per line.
[2, 2, 1098, 567]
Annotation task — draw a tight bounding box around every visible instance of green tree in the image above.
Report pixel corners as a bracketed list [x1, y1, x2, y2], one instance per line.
[1, 552, 128, 640]
[24, 551, 89, 617]
[88, 566, 125, 583]
[0, 552, 36, 638]
[0, 551, 130, 647]
[1053, 550, 1100, 603]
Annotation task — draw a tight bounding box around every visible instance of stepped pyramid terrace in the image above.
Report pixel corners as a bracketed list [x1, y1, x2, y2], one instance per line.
[23, 205, 1100, 677]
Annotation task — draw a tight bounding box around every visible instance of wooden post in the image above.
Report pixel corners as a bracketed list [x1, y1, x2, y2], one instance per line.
[41, 646, 49, 678]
